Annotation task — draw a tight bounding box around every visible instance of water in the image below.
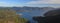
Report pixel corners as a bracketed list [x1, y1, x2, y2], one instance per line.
[16, 9, 48, 23]
[17, 8, 54, 23]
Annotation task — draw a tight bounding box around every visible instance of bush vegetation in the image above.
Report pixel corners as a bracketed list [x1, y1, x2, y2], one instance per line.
[0, 9, 28, 23]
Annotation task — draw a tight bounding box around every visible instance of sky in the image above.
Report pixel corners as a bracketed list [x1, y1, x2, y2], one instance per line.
[0, 0, 60, 7]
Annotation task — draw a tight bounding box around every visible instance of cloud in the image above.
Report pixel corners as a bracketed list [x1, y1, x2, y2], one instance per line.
[24, 0, 60, 7]
[26, 0, 60, 4]
[0, 2, 22, 7]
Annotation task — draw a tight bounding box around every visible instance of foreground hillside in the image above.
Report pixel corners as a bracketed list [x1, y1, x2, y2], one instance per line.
[0, 9, 28, 23]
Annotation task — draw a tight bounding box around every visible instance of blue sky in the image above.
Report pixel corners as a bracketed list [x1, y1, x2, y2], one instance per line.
[0, 0, 60, 7]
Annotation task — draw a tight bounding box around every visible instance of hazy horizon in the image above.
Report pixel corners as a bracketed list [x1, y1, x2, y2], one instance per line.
[0, 0, 60, 7]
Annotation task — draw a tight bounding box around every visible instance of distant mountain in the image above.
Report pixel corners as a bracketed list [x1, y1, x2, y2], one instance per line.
[40, 7, 55, 10]
[10, 7, 55, 12]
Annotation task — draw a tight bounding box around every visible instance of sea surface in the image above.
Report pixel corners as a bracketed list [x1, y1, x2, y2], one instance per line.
[17, 9, 48, 23]
[13, 7, 55, 23]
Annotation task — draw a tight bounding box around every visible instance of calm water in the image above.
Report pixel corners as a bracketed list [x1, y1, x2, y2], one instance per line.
[17, 9, 48, 23]
[13, 7, 54, 23]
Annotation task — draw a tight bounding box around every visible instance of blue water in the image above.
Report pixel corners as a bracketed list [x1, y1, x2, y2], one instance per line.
[12, 7, 54, 23]
[17, 9, 48, 23]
